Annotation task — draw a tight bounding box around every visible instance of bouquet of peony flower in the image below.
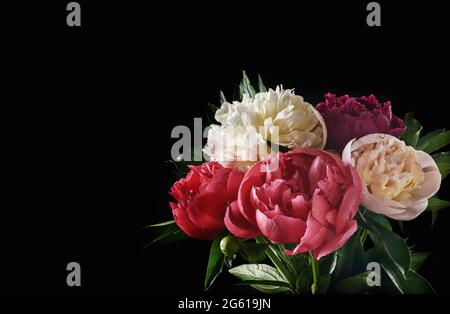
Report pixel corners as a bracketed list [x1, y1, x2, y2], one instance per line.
[147, 72, 449, 294]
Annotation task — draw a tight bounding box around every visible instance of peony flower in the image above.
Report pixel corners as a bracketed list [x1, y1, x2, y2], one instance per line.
[169, 162, 244, 240]
[204, 87, 327, 169]
[224, 148, 362, 260]
[203, 124, 270, 171]
[316, 93, 405, 152]
[342, 134, 441, 220]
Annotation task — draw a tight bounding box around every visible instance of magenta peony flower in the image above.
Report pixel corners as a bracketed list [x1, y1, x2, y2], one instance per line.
[316, 93, 405, 152]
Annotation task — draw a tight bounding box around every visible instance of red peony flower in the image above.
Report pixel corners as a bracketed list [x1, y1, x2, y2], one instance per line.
[224, 148, 362, 260]
[316, 93, 405, 152]
[170, 162, 244, 240]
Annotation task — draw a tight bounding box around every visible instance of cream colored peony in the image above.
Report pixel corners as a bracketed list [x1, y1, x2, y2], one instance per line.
[215, 86, 326, 149]
[342, 133, 441, 220]
[204, 86, 327, 169]
[203, 124, 270, 171]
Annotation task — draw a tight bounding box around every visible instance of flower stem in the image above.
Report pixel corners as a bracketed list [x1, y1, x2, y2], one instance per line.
[256, 237, 296, 289]
[310, 252, 319, 294]
[360, 229, 368, 246]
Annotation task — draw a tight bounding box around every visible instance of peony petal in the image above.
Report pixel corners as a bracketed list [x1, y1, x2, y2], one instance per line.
[360, 182, 408, 217]
[225, 202, 261, 238]
[325, 209, 337, 225]
[238, 163, 266, 221]
[310, 105, 328, 150]
[226, 169, 245, 202]
[410, 170, 441, 201]
[387, 199, 428, 221]
[309, 156, 327, 195]
[341, 138, 356, 167]
[335, 185, 360, 234]
[415, 150, 439, 171]
[285, 213, 328, 255]
[311, 192, 332, 226]
[255, 210, 306, 244]
[172, 204, 222, 240]
[291, 194, 310, 220]
[316, 220, 357, 260]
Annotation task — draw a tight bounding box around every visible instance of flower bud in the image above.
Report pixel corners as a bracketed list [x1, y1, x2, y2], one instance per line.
[220, 235, 241, 257]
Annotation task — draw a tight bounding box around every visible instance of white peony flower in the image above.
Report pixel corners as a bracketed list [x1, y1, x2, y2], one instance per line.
[215, 86, 327, 149]
[203, 124, 269, 171]
[342, 133, 441, 221]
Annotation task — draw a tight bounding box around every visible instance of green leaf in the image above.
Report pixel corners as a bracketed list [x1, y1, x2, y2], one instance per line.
[311, 274, 331, 294]
[208, 102, 219, 113]
[334, 231, 365, 281]
[295, 267, 313, 294]
[142, 222, 188, 248]
[419, 130, 450, 153]
[436, 162, 450, 179]
[219, 91, 227, 105]
[401, 113, 422, 147]
[239, 71, 256, 99]
[433, 151, 450, 163]
[224, 255, 236, 268]
[238, 280, 291, 288]
[239, 242, 267, 263]
[229, 264, 291, 294]
[361, 212, 411, 276]
[204, 235, 225, 291]
[365, 211, 392, 231]
[380, 258, 403, 293]
[382, 255, 435, 294]
[258, 74, 267, 92]
[403, 270, 435, 294]
[426, 197, 450, 212]
[432, 210, 439, 228]
[332, 272, 373, 294]
[319, 252, 337, 275]
[144, 220, 175, 228]
[417, 129, 445, 150]
[410, 252, 430, 271]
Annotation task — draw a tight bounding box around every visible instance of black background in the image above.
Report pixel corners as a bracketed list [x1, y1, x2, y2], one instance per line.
[2, 0, 450, 299]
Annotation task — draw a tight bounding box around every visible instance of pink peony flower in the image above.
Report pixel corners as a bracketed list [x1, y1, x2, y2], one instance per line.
[316, 93, 405, 152]
[225, 148, 362, 260]
[170, 162, 244, 240]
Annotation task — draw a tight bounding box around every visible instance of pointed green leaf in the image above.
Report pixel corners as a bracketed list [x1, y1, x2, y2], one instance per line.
[229, 264, 291, 293]
[204, 235, 225, 290]
[334, 231, 365, 281]
[319, 252, 337, 275]
[365, 211, 392, 231]
[417, 129, 446, 150]
[360, 211, 411, 276]
[219, 91, 227, 105]
[410, 252, 430, 271]
[419, 130, 450, 153]
[401, 113, 422, 147]
[431, 210, 439, 228]
[142, 223, 188, 248]
[145, 220, 175, 228]
[258, 74, 267, 92]
[207, 102, 219, 113]
[332, 272, 373, 294]
[295, 267, 313, 294]
[403, 270, 435, 294]
[239, 71, 256, 99]
[426, 197, 450, 212]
